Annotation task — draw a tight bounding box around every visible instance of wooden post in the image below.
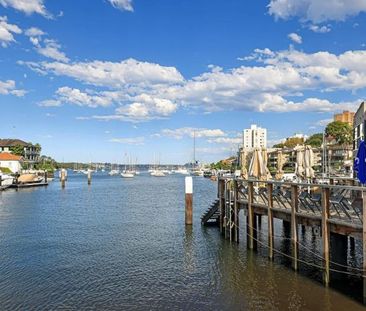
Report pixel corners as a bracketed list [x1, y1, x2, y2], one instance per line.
[185, 176, 193, 225]
[44, 170, 48, 183]
[234, 180, 239, 243]
[87, 170, 92, 185]
[61, 169, 66, 188]
[248, 181, 254, 250]
[0, 175, 2, 187]
[291, 184, 298, 271]
[322, 187, 330, 286]
[219, 179, 225, 235]
[363, 190, 366, 304]
[267, 183, 274, 260]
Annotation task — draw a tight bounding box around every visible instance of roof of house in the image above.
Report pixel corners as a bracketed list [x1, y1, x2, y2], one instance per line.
[0, 139, 31, 147]
[0, 152, 23, 161]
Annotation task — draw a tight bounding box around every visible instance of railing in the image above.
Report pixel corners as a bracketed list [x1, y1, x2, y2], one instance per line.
[222, 178, 364, 228]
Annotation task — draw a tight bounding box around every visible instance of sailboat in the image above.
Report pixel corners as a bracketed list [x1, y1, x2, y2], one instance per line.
[121, 154, 135, 178]
[190, 130, 204, 176]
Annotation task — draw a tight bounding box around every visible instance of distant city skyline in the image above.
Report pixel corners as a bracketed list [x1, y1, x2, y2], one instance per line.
[1, 0, 366, 163]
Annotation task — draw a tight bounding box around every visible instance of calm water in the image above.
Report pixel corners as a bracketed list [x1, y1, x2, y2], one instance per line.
[0, 173, 364, 310]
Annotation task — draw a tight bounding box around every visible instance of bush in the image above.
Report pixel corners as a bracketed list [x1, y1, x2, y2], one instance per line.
[0, 167, 12, 174]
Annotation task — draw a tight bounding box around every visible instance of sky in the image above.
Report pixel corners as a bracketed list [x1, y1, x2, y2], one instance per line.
[1, 0, 366, 164]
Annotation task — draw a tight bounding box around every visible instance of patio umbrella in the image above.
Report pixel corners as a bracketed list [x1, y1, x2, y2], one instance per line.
[248, 148, 268, 180]
[275, 151, 285, 180]
[240, 149, 248, 179]
[261, 148, 272, 180]
[295, 147, 305, 179]
[304, 145, 315, 179]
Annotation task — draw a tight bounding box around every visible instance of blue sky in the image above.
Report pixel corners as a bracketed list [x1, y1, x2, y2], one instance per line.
[1, 0, 366, 164]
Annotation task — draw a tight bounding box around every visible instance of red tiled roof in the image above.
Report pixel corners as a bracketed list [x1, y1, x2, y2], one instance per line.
[0, 152, 23, 161]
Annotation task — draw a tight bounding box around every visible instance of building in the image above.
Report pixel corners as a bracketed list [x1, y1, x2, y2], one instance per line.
[353, 102, 366, 153]
[0, 152, 23, 173]
[334, 110, 355, 126]
[0, 139, 40, 164]
[243, 124, 267, 150]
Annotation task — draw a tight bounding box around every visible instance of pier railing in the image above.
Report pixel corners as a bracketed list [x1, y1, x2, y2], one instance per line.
[214, 177, 366, 298]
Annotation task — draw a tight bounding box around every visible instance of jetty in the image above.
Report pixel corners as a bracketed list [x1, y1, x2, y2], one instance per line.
[202, 177, 366, 302]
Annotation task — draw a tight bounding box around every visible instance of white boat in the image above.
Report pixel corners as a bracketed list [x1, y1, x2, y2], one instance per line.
[176, 168, 189, 175]
[151, 170, 166, 177]
[191, 169, 204, 177]
[109, 169, 120, 176]
[121, 171, 134, 178]
[0, 173, 14, 186]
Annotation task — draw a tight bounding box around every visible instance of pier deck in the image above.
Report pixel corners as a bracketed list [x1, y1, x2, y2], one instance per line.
[204, 177, 366, 303]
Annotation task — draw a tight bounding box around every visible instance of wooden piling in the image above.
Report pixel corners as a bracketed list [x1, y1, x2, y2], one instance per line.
[233, 180, 239, 243]
[291, 184, 298, 271]
[219, 180, 225, 235]
[247, 181, 254, 250]
[363, 190, 366, 303]
[185, 176, 193, 225]
[87, 170, 92, 185]
[267, 183, 274, 260]
[61, 169, 66, 188]
[44, 170, 48, 183]
[322, 187, 330, 286]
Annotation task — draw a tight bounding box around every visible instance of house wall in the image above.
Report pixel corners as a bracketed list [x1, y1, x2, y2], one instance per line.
[0, 160, 22, 173]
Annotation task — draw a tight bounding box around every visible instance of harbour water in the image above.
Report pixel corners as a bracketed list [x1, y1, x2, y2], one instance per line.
[0, 173, 364, 310]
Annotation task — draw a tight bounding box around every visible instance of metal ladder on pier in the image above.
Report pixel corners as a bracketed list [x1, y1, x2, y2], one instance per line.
[201, 199, 220, 226]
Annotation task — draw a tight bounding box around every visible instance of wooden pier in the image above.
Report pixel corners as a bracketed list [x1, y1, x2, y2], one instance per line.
[202, 177, 366, 302]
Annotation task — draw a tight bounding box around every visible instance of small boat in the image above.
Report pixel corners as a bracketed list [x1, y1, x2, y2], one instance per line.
[109, 169, 120, 176]
[0, 173, 14, 186]
[121, 171, 134, 178]
[151, 170, 166, 177]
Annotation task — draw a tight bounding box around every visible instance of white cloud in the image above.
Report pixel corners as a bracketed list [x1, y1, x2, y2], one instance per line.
[109, 137, 144, 145]
[0, 79, 25, 96]
[38, 99, 62, 107]
[268, 0, 366, 23]
[34, 39, 69, 63]
[26, 47, 366, 120]
[0, 16, 21, 47]
[0, 0, 49, 17]
[308, 24, 331, 33]
[25, 58, 184, 87]
[288, 32, 302, 44]
[207, 137, 242, 145]
[25, 27, 45, 37]
[160, 128, 226, 140]
[108, 0, 133, 12]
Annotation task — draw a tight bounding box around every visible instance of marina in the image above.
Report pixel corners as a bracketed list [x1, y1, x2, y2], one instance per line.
[0, 172, 364, 310]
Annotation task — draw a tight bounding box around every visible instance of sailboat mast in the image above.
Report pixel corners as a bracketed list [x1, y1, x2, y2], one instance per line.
[193, 130, 196, 168]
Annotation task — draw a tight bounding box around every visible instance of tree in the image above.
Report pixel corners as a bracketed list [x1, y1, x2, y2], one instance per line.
[325, 121, 352, 145]
[34, 143, 42, 153]
[284, 137, 304, 148]
[273, 143, 284, 148]
[9, 144, 25, 156]
[305, 133, 323, 147]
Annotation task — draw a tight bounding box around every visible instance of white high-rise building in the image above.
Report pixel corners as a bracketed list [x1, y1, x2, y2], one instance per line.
[243, 124, 267, 150]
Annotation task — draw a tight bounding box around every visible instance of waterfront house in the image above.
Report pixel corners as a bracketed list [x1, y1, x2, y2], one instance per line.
[0, 152, 23, 173]
[0, 139, 40, 166]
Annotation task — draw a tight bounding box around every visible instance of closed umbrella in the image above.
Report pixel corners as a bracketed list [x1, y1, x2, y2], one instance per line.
[248, 148, 268, 180]
[275, 151, 285, 180]
[304, 145, 315, 179]
[354, 140, 366, 184]
[295, 147, 305, 179]
[240, 149, 248, 179]
[261, 148, 272, 180]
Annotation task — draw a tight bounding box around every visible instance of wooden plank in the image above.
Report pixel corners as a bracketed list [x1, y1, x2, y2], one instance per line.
[248, 181, 254, 250]
[291, 184, 298, 271]
[322, 187, 330, 286]
[267, 183, 274, 260]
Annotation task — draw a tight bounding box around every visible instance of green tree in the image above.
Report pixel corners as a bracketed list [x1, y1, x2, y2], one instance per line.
[34, 143, 42, 153]
[273, 143, 284, 148]
[284, 137, 304, 148]
[9, 144, 25, 156]
[325, 121, 352, 145]
[305, 133, 323, 147]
